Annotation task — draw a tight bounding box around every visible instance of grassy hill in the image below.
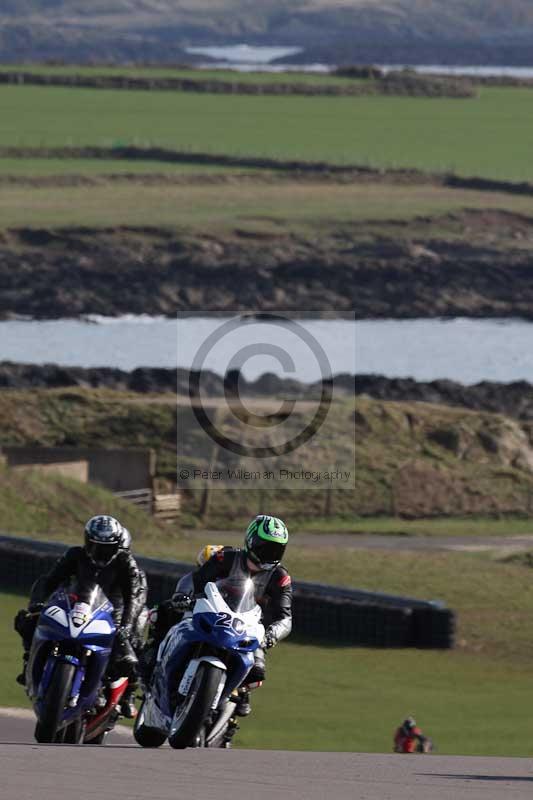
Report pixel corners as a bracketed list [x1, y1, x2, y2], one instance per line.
[0, 386, 355, 525]
[4, 386, 533, 522]
[4, 1, 533, 37]
[0, 461, 168, 540]
[2, 1, 533, 64]
[354, 396, 533, 517]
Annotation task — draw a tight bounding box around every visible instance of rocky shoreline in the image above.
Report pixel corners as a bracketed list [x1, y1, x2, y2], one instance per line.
[356, 375, 533, 421]
[0, 362, 354, 397]
[2, 215, 533, 320]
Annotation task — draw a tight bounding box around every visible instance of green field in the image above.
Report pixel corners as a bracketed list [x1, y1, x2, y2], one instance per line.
[242, 646, 533, 755]
[2, 178, 533, 229]
[0, 84, 531, 180]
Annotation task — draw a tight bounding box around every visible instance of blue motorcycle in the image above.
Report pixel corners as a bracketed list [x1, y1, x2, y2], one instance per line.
[134, 563, 265, 749]
[27, 583, 129, 744]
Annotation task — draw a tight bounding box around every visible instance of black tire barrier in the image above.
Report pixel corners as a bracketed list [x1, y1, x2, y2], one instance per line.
[0, 535, 455, 648]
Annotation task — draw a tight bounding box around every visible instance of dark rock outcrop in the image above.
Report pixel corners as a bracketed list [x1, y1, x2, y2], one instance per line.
[355, 375, 533, 421]
[0, 362, 353, 398]
[3, 217, 533, 321]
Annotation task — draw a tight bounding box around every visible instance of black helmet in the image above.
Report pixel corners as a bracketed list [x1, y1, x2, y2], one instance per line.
[244, 515, 288, 570]
[120, 527, 132, 550]
[84, 515, 123, 567]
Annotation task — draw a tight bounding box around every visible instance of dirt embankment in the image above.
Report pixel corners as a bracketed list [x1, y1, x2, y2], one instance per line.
[3, 212, 533, 319]
[354, 396, 533, 518]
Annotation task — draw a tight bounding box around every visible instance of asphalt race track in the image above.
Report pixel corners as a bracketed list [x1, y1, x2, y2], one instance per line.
[1, 709, 533, 800]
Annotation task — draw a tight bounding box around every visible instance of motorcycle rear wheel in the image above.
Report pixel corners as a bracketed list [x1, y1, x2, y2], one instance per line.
[168, 664, 224, 750]
[34, 662, 76, 744]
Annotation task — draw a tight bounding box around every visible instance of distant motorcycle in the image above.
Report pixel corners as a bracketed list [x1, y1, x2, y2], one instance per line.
[134, 564, 264, 749]
[27, 583, 128, 744]
[417, 737, 434, 754]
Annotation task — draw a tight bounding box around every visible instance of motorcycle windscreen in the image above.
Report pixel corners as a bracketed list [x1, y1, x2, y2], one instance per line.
[214, 571, 257, 614]
[61, 581, 112, 617]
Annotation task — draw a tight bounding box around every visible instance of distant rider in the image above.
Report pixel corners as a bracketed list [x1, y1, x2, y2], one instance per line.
[14, 515, 146, 718]
[143, 515, 292, 717]
[394, 717, 432, 753]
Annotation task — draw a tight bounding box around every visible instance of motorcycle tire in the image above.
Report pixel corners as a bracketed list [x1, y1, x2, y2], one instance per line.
[63, 718, 85, 745]
[133, 703, 167, 748]
[34, 661, 76, 744]
[168, 663, 224, 750]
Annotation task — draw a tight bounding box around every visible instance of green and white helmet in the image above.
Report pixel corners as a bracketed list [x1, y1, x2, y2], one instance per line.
[244, 515, 288, 570]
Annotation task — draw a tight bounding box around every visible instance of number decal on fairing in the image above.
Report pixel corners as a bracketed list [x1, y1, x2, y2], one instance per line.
[232, 617, 245, 635]
[214, 613, 245, 634]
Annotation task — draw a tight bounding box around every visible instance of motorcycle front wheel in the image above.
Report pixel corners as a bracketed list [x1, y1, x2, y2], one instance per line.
[34, 661, 76, 744]
[168, 663, 224, 750]
[133, 702, 167, 748]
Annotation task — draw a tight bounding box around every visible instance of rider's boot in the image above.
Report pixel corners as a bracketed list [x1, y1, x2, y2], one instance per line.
[235, 688, 251, 717]
[16, 652, 29, 686]
[222, 718, 240, 748]
[235, 681, 262, 717]
[120, 685, 138, 719]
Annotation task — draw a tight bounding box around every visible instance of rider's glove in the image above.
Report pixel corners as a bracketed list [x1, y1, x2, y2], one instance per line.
[28, 602, 45, 615]
[14, 609, 29, 633]
[171, 592, 193, 612]
[262, 628, 277, 650]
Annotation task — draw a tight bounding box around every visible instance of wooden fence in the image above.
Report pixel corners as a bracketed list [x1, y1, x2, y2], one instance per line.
[114, 489, 180, 523]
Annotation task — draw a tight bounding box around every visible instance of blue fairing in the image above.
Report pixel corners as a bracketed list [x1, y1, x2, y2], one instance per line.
[28, 588, 116, 730]
[153, 611, 257, 719]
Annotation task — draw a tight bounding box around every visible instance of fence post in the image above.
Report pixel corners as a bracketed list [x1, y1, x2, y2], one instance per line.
[199, 409, 220, 522]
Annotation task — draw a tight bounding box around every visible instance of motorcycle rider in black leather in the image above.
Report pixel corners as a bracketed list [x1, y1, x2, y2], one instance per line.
[143, 515, 292, 717]
[115, 526, 149, 718]
[14, 515, 145, 719]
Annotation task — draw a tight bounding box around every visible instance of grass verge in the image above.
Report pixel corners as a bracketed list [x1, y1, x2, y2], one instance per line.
[346, 515, 533, 538]
[1, 179, 533, 229]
